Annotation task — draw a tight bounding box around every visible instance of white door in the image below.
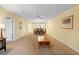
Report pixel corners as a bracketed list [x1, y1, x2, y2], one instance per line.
[6, 17, 15, 42]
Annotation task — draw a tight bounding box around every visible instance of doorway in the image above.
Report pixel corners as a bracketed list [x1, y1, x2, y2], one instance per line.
[6, 17, 15, 42]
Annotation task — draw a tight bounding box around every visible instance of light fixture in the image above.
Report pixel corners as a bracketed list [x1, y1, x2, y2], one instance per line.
[36, 14, 43, 19]
[0, 23, 5, 39]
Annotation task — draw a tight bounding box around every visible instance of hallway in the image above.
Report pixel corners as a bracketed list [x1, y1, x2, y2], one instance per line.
[0, 34, 78, 55]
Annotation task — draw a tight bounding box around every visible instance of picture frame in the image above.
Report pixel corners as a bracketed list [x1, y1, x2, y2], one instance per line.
[19, 22, 22, 29]
[62, 15, 73, 29]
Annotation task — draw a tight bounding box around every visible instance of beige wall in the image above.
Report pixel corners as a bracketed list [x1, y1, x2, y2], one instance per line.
[47, 5, 79, 52]
[0, 7, 29, 40]
[14, 17, 29, 39]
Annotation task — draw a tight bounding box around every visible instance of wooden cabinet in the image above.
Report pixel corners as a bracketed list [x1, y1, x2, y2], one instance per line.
[0, 38, 6, 51]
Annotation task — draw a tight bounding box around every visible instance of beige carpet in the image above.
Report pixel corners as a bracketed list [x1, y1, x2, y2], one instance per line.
[0, 34, 79, 55]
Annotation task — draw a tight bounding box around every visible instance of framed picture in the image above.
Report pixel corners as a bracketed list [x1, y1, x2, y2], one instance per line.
[19, 22, 22, 29]
[62, 15, 73, 29]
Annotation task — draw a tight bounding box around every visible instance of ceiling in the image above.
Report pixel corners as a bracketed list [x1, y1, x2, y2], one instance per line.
[0, 4, 75, 20]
